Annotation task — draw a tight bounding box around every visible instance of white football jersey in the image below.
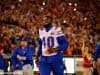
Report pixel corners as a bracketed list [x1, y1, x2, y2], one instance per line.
[39, 26, 64, 56]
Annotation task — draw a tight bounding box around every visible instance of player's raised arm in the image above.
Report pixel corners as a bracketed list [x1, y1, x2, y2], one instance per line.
[56, 27, 68, 52]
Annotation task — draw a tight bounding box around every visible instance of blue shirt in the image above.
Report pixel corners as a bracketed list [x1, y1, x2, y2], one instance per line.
[11, 45, 35, 70]
[0, 54, 6, 71]
[94, 42, 100, 61]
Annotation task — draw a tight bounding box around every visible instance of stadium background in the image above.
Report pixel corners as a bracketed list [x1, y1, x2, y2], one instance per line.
[0, 0, 100, 75]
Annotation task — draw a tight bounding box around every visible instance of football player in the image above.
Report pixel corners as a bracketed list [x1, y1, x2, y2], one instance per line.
[11, 39, 35, 75]
[36, 16, 68, 75]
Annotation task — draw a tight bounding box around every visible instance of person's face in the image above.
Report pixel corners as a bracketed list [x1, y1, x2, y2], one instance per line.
[43, 16, 52, 25]
[0, 49, 4, 54]
[20, 41, 27, 47]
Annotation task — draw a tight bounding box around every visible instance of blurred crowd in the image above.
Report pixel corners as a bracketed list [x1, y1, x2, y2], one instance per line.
[0, 0, 100, 56]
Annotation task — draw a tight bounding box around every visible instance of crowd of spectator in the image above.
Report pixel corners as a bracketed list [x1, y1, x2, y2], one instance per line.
[0, 0, 100, 56]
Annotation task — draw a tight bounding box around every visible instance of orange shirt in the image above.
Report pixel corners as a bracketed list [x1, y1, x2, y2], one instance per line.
[66, 48, 73, 55]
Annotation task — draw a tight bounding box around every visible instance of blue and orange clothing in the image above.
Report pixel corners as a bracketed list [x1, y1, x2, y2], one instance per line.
[11, 45, 35, 71]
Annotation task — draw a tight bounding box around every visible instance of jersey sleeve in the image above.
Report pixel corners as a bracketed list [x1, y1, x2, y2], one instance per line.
[56, 27, 68, 51]
[56, 27, 64, 37]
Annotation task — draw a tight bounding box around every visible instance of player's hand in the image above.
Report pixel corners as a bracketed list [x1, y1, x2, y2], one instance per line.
[17, 55, 26, 61]
[47, 47, 58, 54]
[17, 55, 22, 60]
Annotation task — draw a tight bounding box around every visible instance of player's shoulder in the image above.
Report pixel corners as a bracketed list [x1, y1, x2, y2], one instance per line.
[12, 48, 18, 54]
[52, 26, 64, 36]
[39, 27, 45, 32]
[39, 28, 45, 34]
[39, 28, 43, 31]
[14, 47, 21, 51]
[53, 26, 61, 30]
